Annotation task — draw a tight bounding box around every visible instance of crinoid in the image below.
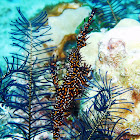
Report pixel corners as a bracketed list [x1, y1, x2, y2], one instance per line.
[0, 8, 56, 139]
[49, 8, 96, 140]
[61, 70, 133, 140]
[77, 0, 140, 32]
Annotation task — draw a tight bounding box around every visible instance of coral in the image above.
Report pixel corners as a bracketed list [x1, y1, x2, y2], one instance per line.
[81, 17, 140, 138]
[42, 6, 91, 60]
[46, 33, 76, 59]
[44, 2, 82, 17]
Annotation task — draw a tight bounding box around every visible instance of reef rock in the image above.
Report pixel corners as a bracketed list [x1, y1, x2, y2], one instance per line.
[42, 6, 91, 59]
[46, 6, 91, 47]
[81, 18, 140, 138]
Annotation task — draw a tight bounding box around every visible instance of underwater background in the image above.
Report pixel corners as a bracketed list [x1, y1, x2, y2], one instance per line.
[0, 0, 74, 72]
[0, 0, 140, 139]
[0, 0, 139, 71]
[0, 0, 139, 72]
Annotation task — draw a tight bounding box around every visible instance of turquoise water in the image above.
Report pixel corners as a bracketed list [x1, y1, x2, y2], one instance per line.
[0, 0, 73, 71]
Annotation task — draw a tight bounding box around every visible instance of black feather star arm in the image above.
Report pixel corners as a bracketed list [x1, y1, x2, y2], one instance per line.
[0, 104, 16, 138]
[0, 8, 56, 139]
[61, 70, 133, 140]
[78, 0, 140, 31]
